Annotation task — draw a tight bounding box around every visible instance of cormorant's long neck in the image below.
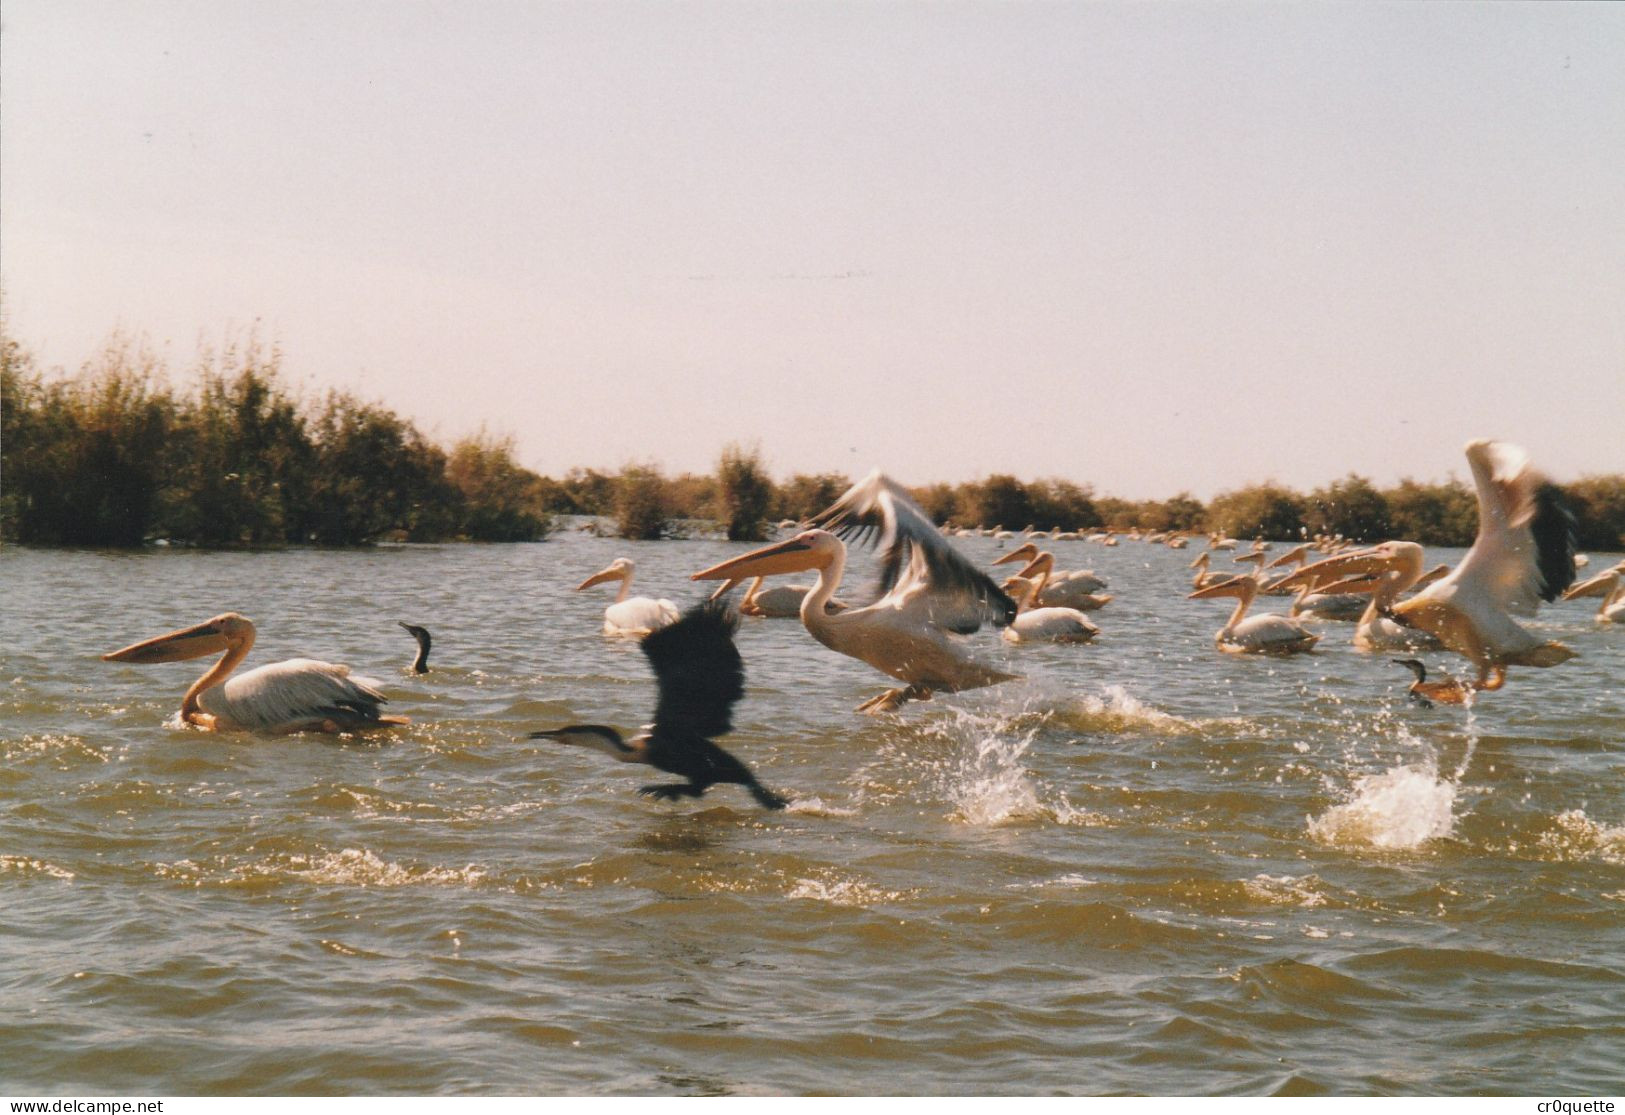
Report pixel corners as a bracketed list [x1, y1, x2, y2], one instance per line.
[181, 631, 253, 721]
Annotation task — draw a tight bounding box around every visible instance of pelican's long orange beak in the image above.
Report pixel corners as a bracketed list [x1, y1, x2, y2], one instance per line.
[692, 536, 819, 582]
[1311, 573, 1383, 596]
[577, 566, 624, 592]
[1269, 548, 1388, 591]
[103, 617, 231, 663]
[1266, 544, 1310, 569]
[1188, 575, 1251, 601]
[991, 543, 1039, 567]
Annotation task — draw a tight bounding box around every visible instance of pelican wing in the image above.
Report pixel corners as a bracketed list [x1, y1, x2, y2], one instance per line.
[1442, 441, 1576, 614]
[641, 600, 746, 741]
[807, 470, 1016, 630]
[204, 658, 391, 733]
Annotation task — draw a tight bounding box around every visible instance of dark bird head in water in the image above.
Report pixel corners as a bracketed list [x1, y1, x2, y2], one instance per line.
[1391, 658, 1428, 683]
[398, 622, 432, 673]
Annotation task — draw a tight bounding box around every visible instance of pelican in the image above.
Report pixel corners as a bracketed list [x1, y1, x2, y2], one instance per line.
[735, 575, 848, 618]
[1000, 575, 1099, 644]
[1188, 575, 1320, 655]
[102, 612, 407, 733]
[691, 471, 1018, 714]
[1562, 562, 1625, 623]
[995, 549, 1111, 610]
[398, 621, 432, 673]
[994, 542, 1108, 593]
[529, 601, 786, 809]
[1274, 541, 1442, 648]
[1189, 551, 1229, 591]
[1375, 441, 1577, 691]
[578, 558, 680, 636]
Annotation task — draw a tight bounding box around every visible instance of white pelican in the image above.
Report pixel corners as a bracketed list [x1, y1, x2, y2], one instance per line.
[1189, 551, 1229, 591]
[1562, 561, 1625, 623]
[1188, 575, 1320, 655]
[994, 549, 1111, 610]
[102, 612, 407, 733]
[724, 575, 847, 618]
[994, 542, 1108, 593]
[1376, 441, 1578, 691]
[578, 558, 680, 636]
[1288, 541, 1444, 649]
[1000, 575, 1099, 644]
[691, 471, 1018, 714]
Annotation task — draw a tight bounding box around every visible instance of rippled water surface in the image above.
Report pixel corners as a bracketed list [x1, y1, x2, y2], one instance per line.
[3, 535, 1622, 1095]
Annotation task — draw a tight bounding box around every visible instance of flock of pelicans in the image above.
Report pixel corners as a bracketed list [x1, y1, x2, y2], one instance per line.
[102, 440, 1620, 810]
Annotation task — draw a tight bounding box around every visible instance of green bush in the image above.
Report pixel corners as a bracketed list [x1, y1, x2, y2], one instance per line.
[716, 443, 776, 541]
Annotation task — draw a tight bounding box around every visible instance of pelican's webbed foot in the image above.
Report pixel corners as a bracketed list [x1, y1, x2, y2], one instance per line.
[854, 684, 934, 715]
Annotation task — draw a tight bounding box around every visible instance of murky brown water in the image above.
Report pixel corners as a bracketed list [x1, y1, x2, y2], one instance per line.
[3, 534, 1621, 1095]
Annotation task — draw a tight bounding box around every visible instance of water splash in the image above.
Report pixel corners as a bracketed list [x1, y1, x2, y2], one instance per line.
[787, 870, 907, 907]
[917, 707, 1045, 825]
[1536, 810, 1625, 865]
[1309, 761, 1458, 849]
[1052, 684, 1199, 735]
[1308, 698, 1480, 851]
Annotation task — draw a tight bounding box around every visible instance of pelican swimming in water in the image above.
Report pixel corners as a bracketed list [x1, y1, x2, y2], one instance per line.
[102, 612, 408, 734]
[1379, 440, 1577, 691]
[993, 542, 1108, 595]
[1000, 575, 1099, 644]
[691, 471, 1018, 714]
[528, 600, 786, 809]
[1189, 551, 1230, 591]
[732, 576, 848, 618]
[1188, 574, 1320, 655]
[994, 548, 1111, 610]
[578, 557, 680, 636]
[398, 621, 432, 673]
[1562, 561, 1625, 623]
[1271, 541, 1441, 641]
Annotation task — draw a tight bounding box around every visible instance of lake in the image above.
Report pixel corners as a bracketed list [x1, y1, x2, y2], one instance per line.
[2, 533, 1621, 1095]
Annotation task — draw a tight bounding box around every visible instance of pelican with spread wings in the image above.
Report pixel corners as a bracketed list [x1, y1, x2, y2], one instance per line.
[1283, 441, 1577, 692]
[692, 470, 1018, 714]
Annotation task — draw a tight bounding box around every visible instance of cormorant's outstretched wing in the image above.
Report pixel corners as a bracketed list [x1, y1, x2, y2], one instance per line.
[1445, 441, 1576, 615]
[806, 469, 1016, 630]
[641, 600, 746, 741]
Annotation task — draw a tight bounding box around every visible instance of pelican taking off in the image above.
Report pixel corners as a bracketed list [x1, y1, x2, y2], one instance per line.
[1382, 440, 1578, 691]
[103, 612, 407, 734]
[528, 601, 786, 809]
[692, 470, 1018, 714]
[578, 557, 680, 636]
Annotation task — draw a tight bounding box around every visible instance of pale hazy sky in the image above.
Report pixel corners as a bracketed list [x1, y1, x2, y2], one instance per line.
[3, 1, 1622, 498]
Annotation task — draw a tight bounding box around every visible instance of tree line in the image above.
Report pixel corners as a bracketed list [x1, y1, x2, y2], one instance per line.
[4, 332, 1622, 550]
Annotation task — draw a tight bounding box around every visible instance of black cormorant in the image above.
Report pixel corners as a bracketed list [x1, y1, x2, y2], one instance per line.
[399, 622, 432, 674]
[529, 600, 787, 809]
